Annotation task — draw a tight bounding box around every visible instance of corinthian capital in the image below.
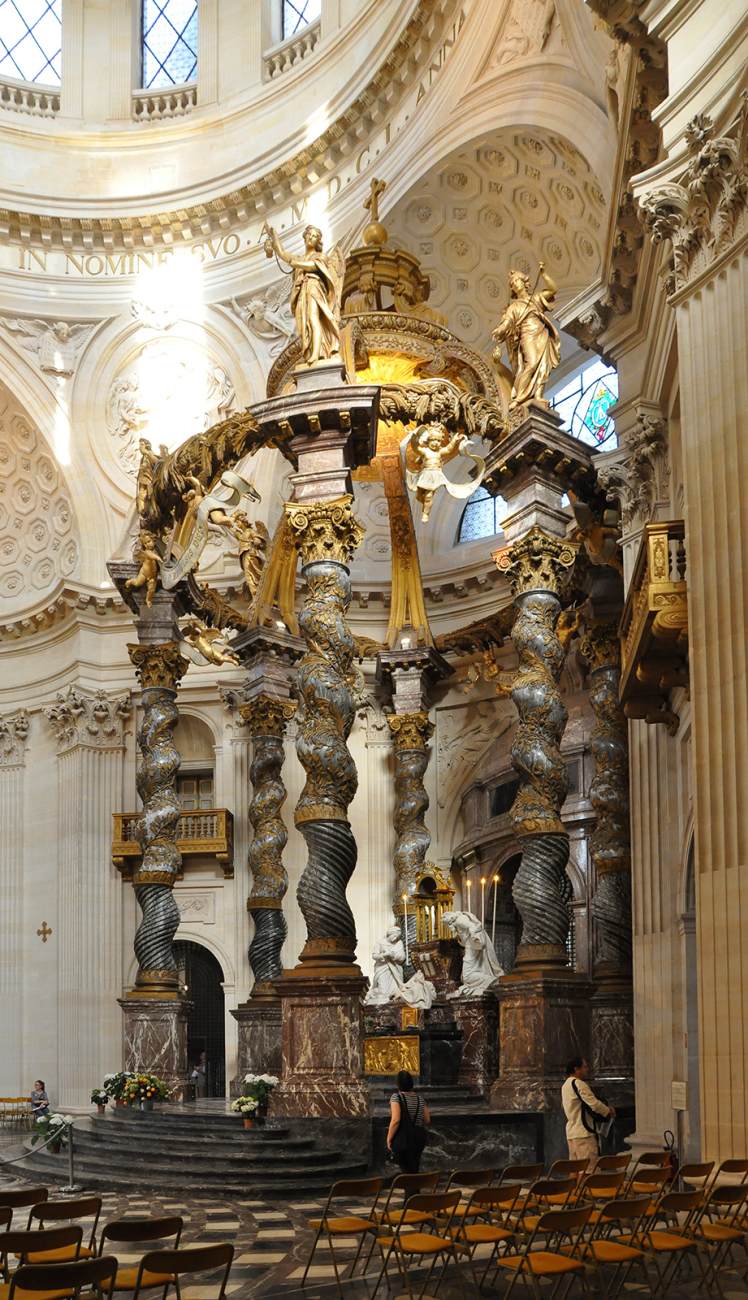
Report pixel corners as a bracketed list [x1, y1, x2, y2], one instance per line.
[579, 622, 621, 674]
[493, 527, 577, 597]
[128, 642, 188, 690]
[0, 709, 29, 767]
[387, 710, 434, 751]
[239, 694, 297, 737]
[596, 406, 667, 529]
[43, 687, 131, 752]
[285, 495, 365, 566]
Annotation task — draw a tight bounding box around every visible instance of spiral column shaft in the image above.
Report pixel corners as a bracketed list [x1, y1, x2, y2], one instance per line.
[240, 695, 296, 991]
[388, 711, 434, 970]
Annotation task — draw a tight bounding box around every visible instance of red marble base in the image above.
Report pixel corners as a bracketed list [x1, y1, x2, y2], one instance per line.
[118, 994, 191, 1100]
[230, 993, 283, 1096]
[270, 969, 370, 1118]
[489, 970, 593, 1112]
[450, 994, 499, 1095]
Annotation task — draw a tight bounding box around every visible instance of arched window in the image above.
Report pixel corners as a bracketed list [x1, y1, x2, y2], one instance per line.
[282, 0, 321, 39]
[0, 0, 61, 85]
[549, 358, 618, 449]
[141, 0, 198, 90]
[457, 485, 508, 544]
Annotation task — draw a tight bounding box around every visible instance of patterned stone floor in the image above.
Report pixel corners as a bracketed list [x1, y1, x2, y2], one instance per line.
[2, 1130, 748, 1297]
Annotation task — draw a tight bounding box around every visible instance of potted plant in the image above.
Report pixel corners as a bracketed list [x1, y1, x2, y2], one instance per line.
[230, 1095, 259, 1129]
[241, 1073, 279, 1121]
[122, 1073, 170, 1111]
[104, 1071, 133, 1107]
[31, 1113, 72, 1154]
[91, 1087, 109, 1114]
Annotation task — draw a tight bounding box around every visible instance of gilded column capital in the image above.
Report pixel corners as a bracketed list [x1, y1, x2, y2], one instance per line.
[128, 642, 189, 691]
[43, 687, 131, 753]
[579, 622, 621, 674]
[239, 694, 297, 737]
[387, 710, 434, 751]
[0, 709, 29, 767]
[285, 494, 365, 566]
[493, 527, 577, 597]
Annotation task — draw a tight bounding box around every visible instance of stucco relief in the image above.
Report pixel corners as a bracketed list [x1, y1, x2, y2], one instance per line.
[106, 341, 236, 477]
[0, 391, 79, 606]
[0, 318, 96, 377]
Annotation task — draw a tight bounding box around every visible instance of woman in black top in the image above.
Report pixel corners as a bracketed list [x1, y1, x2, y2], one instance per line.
[387, 1070, 431, 1173]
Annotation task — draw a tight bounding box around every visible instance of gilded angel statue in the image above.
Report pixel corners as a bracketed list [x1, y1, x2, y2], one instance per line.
[262, 223, 345, 366]
[125, 529, 161, 608]
[492, 263, 561, 409]
[181, 619, 240, 668]
[405, 422, 485, 523]
[229, 511, 269, 598]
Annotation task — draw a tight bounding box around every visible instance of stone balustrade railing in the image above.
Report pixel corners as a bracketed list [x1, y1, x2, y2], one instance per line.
[112, 807, 234, 877]
[263, 19, 321, 81]
[0, 76, 60, 117]
[132, 85, 197, 122]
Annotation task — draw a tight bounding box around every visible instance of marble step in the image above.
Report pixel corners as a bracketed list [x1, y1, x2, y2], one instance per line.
[72, 1135, 344, 1169]
[86, 1123, 315, 1153]
[97, 1112, 281, 1134]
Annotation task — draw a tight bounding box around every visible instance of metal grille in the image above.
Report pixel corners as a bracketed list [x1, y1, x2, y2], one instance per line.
[142, 0, 197, 90]
[0, 0, 61, 85]
[282, 0, 321, 39]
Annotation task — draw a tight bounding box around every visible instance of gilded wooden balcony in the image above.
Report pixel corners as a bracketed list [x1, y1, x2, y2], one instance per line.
[619, 520, 688, 730]
[112, 808, 234, 879]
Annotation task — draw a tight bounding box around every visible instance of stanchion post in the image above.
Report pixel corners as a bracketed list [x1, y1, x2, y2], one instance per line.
[60, 1122, 80, 1195]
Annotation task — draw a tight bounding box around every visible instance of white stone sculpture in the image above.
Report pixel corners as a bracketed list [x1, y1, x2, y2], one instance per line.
[443, 910, 504, 998]
[364, 926, 406, 1006]
[2, 317, 95, 376]
[396, 970, 437, 1010]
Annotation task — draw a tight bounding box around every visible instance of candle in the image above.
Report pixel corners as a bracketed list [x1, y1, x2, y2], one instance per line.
[402, 894, 409, 965]
[491, 873, 499, 948]
[480, 876, 486, 926]
[466, 877, 472, 914]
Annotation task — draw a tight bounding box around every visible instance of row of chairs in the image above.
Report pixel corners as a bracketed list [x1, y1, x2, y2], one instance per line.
[303, 1152, 748, 1298]
[0, 1102, 32, 1130]
[0, 1187, 233, 1300]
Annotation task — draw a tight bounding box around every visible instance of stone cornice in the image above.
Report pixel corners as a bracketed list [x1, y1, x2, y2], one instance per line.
[43, 685, 131, 752]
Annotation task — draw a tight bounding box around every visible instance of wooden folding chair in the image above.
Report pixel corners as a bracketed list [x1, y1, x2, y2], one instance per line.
[26, 1198, 102, 1262]
[443, 1167, 496, 1221]
[97, 1217, 183, 1291]
[131, 1244, 234, 1300]
[492, 1204, 594, 1298]
[633, 1189, 709, 1296]
[301, 1176, 382, 1296]
[0, 1227, 82, 1284]
[623, 1166, 672, 1219]
[711, 1157, 748, 1190]
[446, 1183, 520, 1290]
[692, 1183, 748, 1295]
[0, 1191, 48, 1230]
[373, 1190, 463, 1300]
[572, 1196, 652, 1299]
[592, 1154, 631, 1176]
[362, 1172, 440, 1271]
[576, 1171, 627, 1226]
[624, 1151, 674, 1194]
[677, 1160, 714, 1192]
[8, 1255, 117, 1300]
[547, 1158, 590, 1183]
[515, 1177, 578, 1235]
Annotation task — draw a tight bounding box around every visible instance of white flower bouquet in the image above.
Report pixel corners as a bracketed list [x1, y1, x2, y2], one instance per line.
[230, 1095, 259, 1115]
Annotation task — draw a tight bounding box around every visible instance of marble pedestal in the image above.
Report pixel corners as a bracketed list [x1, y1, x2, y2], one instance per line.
[450, 994, 499, 1095]
[270, 971, 370, 1118]
[489, 971, 593, 1114]
[591, 978, 634, 1108]
[231, 993, 283, 1095]
[118, 995, 191, 1099]
[362, 1003, 463, 1087]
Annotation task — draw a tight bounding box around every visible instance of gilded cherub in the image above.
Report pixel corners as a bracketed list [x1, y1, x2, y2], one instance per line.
[182, 474, 235, 531]
[125, 529, 161, 608]
[405, 422, 484, 523]
[181, 619, 240, 667]
[229, 511, 269, 597]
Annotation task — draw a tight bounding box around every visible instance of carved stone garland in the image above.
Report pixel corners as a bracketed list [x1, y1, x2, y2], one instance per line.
[127, 642, 188, 992]
[240, 695, 297, 990]
[285, 496, 365, 971]
[579, 624, 632, 977]
[388, 711, 434, 965]
[494, 528, 578, 968]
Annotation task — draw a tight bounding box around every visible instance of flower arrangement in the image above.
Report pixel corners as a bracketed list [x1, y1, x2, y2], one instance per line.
[31, 1113, 73, 1149]
[242, 1073, 279, 1107]
[103, 1071, 134, 1101]
[91, 1087, 109, 1107]
[230, 1095, 259, 1115]
[121, 1073, 170, 1105]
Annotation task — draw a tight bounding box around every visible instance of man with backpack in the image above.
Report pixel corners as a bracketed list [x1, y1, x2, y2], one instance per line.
[561, 1055, 615, 1171]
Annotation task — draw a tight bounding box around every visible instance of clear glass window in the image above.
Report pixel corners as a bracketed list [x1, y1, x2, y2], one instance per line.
[142, 0, 197, 90]
[457, 485, 508, 544]
[0, 0, 61, 85]
[282, 0, 321, 39]
[549, 358, 618, 449]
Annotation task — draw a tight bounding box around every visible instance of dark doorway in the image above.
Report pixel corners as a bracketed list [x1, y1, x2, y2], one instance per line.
[173, 941, 226, 1097]
[487, 855, 522, 973]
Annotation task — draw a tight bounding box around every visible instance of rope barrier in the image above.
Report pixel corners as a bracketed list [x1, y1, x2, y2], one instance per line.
[0, 1121, 80, 1193]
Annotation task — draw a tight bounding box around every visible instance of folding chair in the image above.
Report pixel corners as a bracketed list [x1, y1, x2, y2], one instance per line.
[0, 1192, 48, 1230]
[547, 1159, 590, 1182]
[0, 1228, 82, 1284]
[497, 1164, 546, 1216]
[634, 1189, 709, 1296]
[446, 1184, 520, 1290]
[572, 1196, 652, 1299]
[26, 1198, 102, 1262]
[362, 1172, 440, 1271]
[8, 1255, 117, 1300]
[97, 1217, 183, 1291]
[373, 1190, 463, 1300]
[625, 1151, 673, 1193]
[623, 1166, 672, 1217]
[0, 1216, 10, 1239]
[676, 1160, 714, 1193]
[492, 1204, 594, 1298]
[131, 1244, 234, 1300]
[692, 1183, 748, 1294]
[592, 1154, 631, 1177]
[515, 1177, 578, 1235]
[443, 1167, 496, 1221]
[301, 1176, 382, 1296]
[576, 1170, 627, 1225]
[711, 1157, 748, 1190]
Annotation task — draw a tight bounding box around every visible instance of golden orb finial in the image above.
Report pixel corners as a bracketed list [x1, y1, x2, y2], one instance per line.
[362, 176, 388, 247]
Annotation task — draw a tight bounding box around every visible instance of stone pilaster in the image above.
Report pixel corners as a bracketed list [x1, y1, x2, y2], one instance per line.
[0, 711, 29, 1094]
[43, 689, 131, 1107]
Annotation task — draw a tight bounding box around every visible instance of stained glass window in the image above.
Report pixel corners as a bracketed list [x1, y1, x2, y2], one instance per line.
[0, 0, 61, 85]
[142, 0, 197, 90]
[282, 0, 321, 39]
[549, 358, 618, 449]
[457, 485, 508, 544]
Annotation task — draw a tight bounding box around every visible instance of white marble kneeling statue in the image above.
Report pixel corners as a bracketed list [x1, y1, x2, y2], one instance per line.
[395, 970, 437, 1010]
[364, 926, 406, 1005]
[443, 911, 505, 998]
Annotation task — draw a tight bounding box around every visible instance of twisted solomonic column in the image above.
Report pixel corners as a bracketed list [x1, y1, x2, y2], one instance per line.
[387, 711, 434, 962]
[127, 642, 188, 993]
[240, 694, 297, 991]
[494, 528, 578, 969]
[285, 495, 365, 972]
[578, 623, 632, 978]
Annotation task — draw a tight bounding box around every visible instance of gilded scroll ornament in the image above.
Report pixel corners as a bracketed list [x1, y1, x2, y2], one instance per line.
[387, 711, 434, 753]
[262, 223, 346, 366]
[239, 696, 297, 738]
[128, 642, 189, 692]
[492, 264, 561, 408]
[285, 495, 365, 567]
[363, 1035, 420, 1076]
[379, 377, 505, 446]
[494, 527, 577, 597]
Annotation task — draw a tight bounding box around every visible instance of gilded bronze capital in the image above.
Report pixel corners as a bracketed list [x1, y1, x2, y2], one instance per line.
[494, 527, 577, 597]
[285, 494, 365, 566]
[239, 694, 297, 737]
[387, 710, 434, 751]
[579, 622, 621, 674]
[128, 642, 189, 691]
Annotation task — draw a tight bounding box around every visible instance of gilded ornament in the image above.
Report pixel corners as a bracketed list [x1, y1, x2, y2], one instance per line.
[125, 529, 161, 608]
[180, 618, 240, 668]
[492, 264, 560, 408]
[128, 642, 189, 691]
[579, 622, 621, 674]
[379, 378, 505, 447]
[363, 1035, 420, 1076]
[285, 495, 365, 566]
[494, 527, 577, 597]
[239, 695, 297, 737]
[387, 711, 434, 752]
[261, 222, 346, 366]
[405, 423, 485, 523]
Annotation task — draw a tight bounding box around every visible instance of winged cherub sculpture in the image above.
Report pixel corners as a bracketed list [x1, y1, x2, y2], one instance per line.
[261, 223, 345, 366]
[405, 422, 485, 523]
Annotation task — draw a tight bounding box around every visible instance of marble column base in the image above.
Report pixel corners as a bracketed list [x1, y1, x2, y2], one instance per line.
[489, 971, 593, 1112]
[118, 995, 191, 1100]
[230, 993, 283, 1096]
[450, 994, 499, 1095]
[591, 976, 634, 1108]
[270, 970, 370, 1118]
